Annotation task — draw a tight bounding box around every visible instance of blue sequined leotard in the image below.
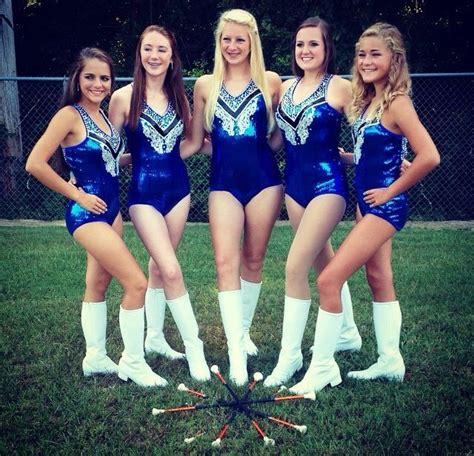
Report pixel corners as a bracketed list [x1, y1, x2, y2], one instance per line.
[62, 104, 124, 235]
[210, 80, 281, 205]
[352, 108, 408, 231]
[275, 74, 348, 207]
[125, 102, 189, 215]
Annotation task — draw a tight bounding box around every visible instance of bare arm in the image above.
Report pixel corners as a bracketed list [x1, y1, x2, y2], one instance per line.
[267, 75, 291, 151]
[109, 86, 132, 167]
[180, 76, 210, 159]
[364, 96, 440, 207]
[25, 108, 107, 214]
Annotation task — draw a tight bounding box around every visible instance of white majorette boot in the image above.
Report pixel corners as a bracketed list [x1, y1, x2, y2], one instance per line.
[241, 278, 262, 356]
[144, 287, 185, 360]
[336, 282, 362, 352]
[263, 296, 311, 387]
[310, 282, 362, 353]
[118, 306, 168, 387]
[218, 290, 248, 386]
[81, 301, 118, 376]
[167, 293, 210, 382]
[290, 308, 343, 394]
[348, 301, 405, 381]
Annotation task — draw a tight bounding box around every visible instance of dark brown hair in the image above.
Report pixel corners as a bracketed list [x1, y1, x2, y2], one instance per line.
[291, 17, 336, 77]
[128, 25, 190, 134]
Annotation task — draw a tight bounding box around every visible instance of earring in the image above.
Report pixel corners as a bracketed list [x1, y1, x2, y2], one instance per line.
[76, 84, 80, 92]
[170, 61, 174, 71]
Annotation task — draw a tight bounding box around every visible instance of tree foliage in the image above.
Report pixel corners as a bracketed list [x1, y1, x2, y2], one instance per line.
[13, 0, 473, 76]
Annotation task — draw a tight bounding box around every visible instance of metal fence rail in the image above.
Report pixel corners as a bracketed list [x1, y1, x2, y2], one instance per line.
[0, 74, 472, 222]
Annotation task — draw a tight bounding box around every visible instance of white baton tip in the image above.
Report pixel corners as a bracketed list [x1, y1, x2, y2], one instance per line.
[210, 365, 219, 373]
[253, 372, 263, 381]
[296, 425, 307, 434]
[177, 383, 187, 391]
[303, 391, 316, 400]
[152, 408, 164, 415]
[211, 438, 222, 447]
[184, 437, 195, 444]
[263, 436, 275, 446]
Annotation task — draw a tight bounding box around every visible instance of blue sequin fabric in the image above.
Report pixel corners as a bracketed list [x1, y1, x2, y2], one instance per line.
[352, 108, 408, 230]
[62, 104, 124, 235]
[125, 102, 189, 215]
[276, 75, 348, 207]
[210, 80, 281, 205]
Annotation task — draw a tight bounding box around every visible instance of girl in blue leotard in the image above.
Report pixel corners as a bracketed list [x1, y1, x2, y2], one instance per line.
[109, 26, 210, 382]
[26, 48, 167, 387]
[290, 23, 440, 394]
[264, 17, 361, 388]
[181, 9, 283, 385]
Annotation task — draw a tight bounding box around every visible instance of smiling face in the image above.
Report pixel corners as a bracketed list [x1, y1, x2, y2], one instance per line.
[78, 58, 112, 106]
[140, 31, 172, 78]
[294, 26, 326, 74]
[357, 36, 393, 87]
[220, 22, 251, 66]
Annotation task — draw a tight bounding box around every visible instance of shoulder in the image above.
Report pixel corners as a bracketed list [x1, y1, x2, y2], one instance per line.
[389, 94, 414, 112]
[387, 95, 416, 123]
[329, 74, 351, 89]
[195, 74, 214, 90]
[110, 84, 132, 105]
[265, 71, 282, 89]
[54, 105, 81, 123]
[194, 74, 214, 98]
[265, 71, 281, 84]
[280, 77, 295, 97]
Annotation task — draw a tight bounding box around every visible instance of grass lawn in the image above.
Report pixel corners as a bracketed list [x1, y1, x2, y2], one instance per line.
[1, 223, 472, 454]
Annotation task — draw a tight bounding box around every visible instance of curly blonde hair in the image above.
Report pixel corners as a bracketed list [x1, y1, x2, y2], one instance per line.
[348, 23, 411, 123]
[203, 9, 274, 133]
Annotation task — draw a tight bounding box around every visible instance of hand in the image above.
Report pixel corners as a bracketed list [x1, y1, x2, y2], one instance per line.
[363, 187, 393, 207]
[338, 147, 354, 165]
[68, 172, 77, 187]
[75, 191, 108, 214]
[400, 158, 412, 175]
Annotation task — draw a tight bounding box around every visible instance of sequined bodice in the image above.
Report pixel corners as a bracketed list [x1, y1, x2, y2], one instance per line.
[125, 102, 184, 163]
[352, 109, 407, 190]
[276, 74, 341, 147]
[212, 80, 270, 142]
[209, 80, 281, 198]
[62, 104, 124, 184]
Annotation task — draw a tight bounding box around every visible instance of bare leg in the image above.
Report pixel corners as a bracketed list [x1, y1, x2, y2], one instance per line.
[290, 215, 397, 394]
[131, 201, 188, 359]
[209, 191, 247, 385]
[240, 185, 283, 355]
[74, 220, 166, 387]
[264, 194, 345, 387]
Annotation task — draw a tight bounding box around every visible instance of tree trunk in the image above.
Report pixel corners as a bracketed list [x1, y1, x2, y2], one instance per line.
[0, 0, 22, 195]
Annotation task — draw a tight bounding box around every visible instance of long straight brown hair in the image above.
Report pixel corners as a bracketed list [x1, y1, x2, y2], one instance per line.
[128, 25, 190, 134]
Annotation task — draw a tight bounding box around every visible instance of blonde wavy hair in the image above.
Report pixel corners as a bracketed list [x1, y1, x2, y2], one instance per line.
[348, 22, 411, 123]
[203, 9, 274, 133]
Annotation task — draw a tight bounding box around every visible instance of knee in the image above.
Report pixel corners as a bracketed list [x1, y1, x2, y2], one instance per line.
[317, 269, 341, 296]
[85, 271, 111, 296]
[215, 254, 239, 279]
[125, 275, 148, 300]
[242, 252, 264, 274]
[285, 259, 307, 283]
[366, 266, 393, 295]
[160, 262, 183, 285]
[148, 260, 162, 283]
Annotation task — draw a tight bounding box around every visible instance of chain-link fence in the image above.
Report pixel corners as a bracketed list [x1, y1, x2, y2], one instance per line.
[1, 74, 472, 222]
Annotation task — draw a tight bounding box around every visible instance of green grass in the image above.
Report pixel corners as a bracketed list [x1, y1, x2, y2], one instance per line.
[1, 224, 473, 454]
